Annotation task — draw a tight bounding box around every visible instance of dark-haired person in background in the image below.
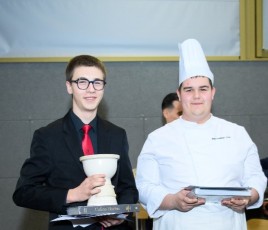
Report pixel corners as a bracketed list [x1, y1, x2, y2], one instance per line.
[261, 157, 268, 183]
[161, 92, 182, 124]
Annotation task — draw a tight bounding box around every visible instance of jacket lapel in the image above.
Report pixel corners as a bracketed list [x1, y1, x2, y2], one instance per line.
[63, 112, 84, 172]
[97, 117, 110, 154]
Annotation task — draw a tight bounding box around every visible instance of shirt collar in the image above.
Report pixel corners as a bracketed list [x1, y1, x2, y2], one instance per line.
[179, 114, 214, 128]
[70, 110, 97, 132]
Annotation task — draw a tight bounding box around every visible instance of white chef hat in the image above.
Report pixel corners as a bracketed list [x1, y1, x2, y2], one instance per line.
[178, 39, 214, 86]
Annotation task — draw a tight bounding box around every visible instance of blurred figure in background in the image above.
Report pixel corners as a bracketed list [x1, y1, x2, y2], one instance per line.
[161, 92, 182, 124]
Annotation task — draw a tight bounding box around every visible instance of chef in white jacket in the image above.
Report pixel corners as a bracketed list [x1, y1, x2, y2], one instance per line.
[136, 39, 267, 230]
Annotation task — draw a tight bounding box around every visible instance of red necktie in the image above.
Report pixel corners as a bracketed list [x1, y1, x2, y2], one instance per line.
[82, 124, 94, 155]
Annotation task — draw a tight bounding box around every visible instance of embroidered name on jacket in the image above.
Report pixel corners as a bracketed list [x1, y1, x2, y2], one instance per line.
[212, 136, 231, 140]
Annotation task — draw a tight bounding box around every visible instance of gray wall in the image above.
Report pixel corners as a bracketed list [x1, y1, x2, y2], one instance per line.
[1, 61, 268, 229]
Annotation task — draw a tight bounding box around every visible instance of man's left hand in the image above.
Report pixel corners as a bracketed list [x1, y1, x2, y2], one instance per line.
[95, 215, 125, 228]
[221, 197, 250, 213]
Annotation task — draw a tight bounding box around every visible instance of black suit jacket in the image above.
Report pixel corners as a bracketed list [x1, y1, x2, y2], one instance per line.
[13, 111, 138, 230]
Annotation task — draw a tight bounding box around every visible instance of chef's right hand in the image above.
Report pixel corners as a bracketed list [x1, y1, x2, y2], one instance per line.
[160, 189, 205, 212]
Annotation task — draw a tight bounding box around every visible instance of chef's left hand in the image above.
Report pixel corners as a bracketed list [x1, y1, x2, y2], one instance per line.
[221, 197, 250, 213]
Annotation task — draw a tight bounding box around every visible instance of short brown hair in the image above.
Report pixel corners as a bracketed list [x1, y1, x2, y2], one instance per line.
[178, 76, 213, 91]
[65, 55, 106, 82]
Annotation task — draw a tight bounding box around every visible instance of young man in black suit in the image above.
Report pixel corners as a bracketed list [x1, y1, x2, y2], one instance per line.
[13, 55, 138, 229]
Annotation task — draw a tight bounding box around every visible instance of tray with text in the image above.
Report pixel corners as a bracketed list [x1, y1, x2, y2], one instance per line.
[185, 186, 251, 203]
[67, 203, 140, 217]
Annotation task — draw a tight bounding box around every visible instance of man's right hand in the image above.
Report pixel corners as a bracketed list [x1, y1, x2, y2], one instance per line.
[66, 174, 106, 203]
[160, 189, 205, 212]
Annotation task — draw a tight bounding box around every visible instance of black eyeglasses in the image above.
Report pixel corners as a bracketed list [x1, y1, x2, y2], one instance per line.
[70, 78, 106, 91]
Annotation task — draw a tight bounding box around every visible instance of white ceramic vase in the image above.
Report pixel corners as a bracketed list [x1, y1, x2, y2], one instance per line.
[80, 154, 120, 206]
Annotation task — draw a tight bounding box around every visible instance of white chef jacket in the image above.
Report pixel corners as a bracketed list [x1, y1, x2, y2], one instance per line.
[136, 115, 267, 230]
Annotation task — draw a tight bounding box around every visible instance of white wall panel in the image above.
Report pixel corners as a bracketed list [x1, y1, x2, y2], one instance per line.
[0, 0, 239, 58]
